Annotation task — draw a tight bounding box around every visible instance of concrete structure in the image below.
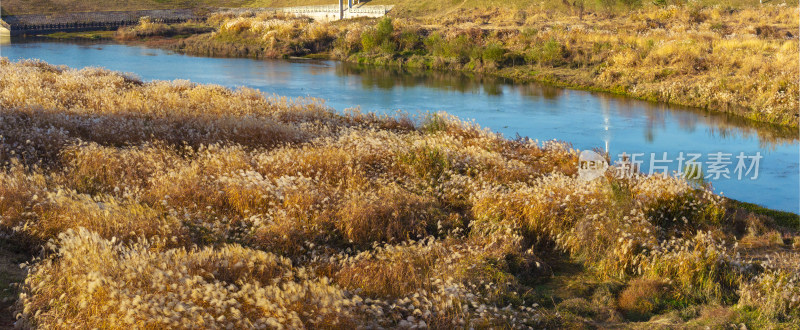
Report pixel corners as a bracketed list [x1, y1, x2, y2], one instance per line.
[0, 26, 10, 45]
[0, 18, 9, 37]
[344, 5, 392, 19]
[278, 4, 392, 21]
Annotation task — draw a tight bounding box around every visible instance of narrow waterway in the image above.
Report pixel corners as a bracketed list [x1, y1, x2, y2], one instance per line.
[1, 40, 797, 212]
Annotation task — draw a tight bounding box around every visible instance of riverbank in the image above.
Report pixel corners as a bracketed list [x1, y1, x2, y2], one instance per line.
[102, 4, 800, 128]
[0, 58, 798, 327]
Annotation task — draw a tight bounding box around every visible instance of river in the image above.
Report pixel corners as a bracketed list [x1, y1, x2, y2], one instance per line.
[1, 40, 798, 213]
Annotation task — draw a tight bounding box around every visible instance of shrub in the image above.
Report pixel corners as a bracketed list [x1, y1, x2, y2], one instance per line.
[398, 30, 420, 52]
[360, 28, 380, 51]
[375, 17, 394, 42]
[447, 35, 475, 62]
[361, 17, 395, 53]
[425, 33, 474, 62]
[423, 31, 444, 55]
[526, 39, 565, 66]
[481, 43, 506, 64]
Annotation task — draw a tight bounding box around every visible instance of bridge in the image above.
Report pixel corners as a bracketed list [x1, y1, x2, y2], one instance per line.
[1, 9, 199, 36]
[0, 3, 391, 36]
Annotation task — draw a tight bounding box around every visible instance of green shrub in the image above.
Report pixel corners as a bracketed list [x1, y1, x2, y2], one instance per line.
[333, 30, 360, 55]
[448, 35, 475, 62]
[526, 39, 565, 66]
[375, 17, 394, 41]
[398, 30, 420, 52]
[423, 32, 445, 55]
[379, 39, 396, 53]
[424, 33, 475, 62]
[361, 18, 395, 53]
[360, 29, 379, 51]
[482, 43, 506, 64]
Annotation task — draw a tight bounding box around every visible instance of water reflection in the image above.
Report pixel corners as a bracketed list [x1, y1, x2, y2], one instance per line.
[337, 63, 518, 97]
[336, 62, 797, 148]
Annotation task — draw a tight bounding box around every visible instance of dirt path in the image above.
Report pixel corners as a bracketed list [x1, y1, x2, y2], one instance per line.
[0, 239, 28, 329]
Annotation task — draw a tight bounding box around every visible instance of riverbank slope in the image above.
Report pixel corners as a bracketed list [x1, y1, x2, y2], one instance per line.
[110, 4, 799, 128]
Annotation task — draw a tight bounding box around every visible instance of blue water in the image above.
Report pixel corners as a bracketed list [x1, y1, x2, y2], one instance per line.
[1, 41, 798, 213]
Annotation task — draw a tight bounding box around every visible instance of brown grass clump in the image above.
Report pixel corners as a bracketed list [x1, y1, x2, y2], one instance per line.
[617, 278, 672, 321]
[337, 182, 437, 245]
[0, 58, 797, 327]
[17, 228, 360, 329]
[114, 17, 213, 40]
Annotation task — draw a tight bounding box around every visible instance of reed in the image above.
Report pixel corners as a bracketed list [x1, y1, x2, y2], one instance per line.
[0, 58, 797, 327]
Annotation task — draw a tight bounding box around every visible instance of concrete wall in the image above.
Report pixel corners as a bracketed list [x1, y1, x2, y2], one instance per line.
[343, 6, 392, 19]
[212, 5, 391, 22]
[279, 5, 341, 22]
[279, 5, 392, 21]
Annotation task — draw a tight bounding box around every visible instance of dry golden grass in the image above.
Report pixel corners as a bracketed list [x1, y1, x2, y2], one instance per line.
[739, 252, 800, 322]
[114, 17, 213, 40]
[0, 58, 798, 327]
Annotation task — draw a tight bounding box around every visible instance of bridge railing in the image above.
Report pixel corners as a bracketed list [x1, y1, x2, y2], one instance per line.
[348, 5, 392, 14]
[4, 9, 200, 35]
[3, 9, 199, 33]
[3, 5, 391, 35]
[278, 4, 392, 14]
[279, 6, 340, 13]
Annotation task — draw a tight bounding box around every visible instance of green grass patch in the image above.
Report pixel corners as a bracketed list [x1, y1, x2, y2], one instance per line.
[45, 30, 115, 39]
[727, 198, 800, 230]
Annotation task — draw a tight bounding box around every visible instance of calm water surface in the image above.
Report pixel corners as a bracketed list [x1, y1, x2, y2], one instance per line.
[1, 40, 798, 213]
